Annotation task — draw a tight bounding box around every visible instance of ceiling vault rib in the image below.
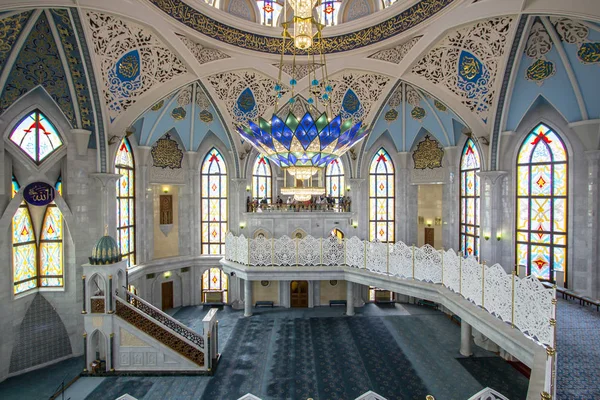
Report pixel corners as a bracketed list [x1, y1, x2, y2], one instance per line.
[540, 16, 588, 121]
[0, 9, 41, 100]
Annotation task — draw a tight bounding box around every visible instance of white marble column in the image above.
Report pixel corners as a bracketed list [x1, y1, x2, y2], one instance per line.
[442, 147, 459, 250]
[136, 146, 153, 263]
[478, 171, 508, 267]
[90, 173, 122, 238]
[244, 279, 253, 317]
[347, 178, 365, 238]
[585, 151, 600, 297]
[396, 152, 418, 245]
[460, 321, 473, 357]
[346, 281, 355, 316]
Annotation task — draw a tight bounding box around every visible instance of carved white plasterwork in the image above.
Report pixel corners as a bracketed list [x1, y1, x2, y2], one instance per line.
[275, 63, 323, 80]
[387, 85, 403, 108]
[150, 165, 185, 184]
[405, 84, 421, 107]
[229, 0, 253, 21]
[177, 34, 230, 64]
[206, 70, 288, 123]
[320, 71, 391, 122]
[525, 20, 552, 59]
[550, 17, 589, 44]
[85, 11, 187, 121]
[369, 36, 422, 64]
[346, 0, 370, 22]
[411, 17, 514, 122]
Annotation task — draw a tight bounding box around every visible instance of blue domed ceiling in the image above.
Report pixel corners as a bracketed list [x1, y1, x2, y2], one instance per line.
[365, 80, 467, 152]
[131, 81, 231, 151]
[505, 17, 600, 131]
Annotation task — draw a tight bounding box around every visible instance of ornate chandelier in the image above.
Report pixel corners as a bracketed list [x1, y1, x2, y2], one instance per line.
[236, 0, 369, 201]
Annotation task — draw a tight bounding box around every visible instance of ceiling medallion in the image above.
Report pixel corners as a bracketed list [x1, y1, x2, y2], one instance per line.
[236, 1, 369, 201]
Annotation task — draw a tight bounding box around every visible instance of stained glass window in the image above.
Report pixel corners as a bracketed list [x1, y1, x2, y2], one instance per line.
[317, 1, 341, 26]
[325, 159, 345, 204]
[9, 110, 63, 164]
[369, 148, 395, 242]
[12, 176, 64, 294]
[115, 138, 135, 268]
[516, 123, 568, 283]
[331, 228, 344, 239]
[201, 268, 228, 303]
[256, 1, 282, 26]
[459, 138, 481, 256]
[201, 148, 228, 255]
[252, 154, 272, 202]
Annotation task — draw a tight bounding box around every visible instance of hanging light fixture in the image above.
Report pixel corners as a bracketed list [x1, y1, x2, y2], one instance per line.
[236, 0, 369, 201]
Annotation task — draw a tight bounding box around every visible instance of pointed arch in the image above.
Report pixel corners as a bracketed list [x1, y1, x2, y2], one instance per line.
[459, 138, 481, 256]
[369, 148, 395, 242]
[252, 154, 272, 202]
[115, 138, 136, 268]
[325, 159, 345, 204]
[9, 109, 63, 165]
[39, 178, 64, 287]
[516, 123, 568, 283]
[201, 267, 228, 303]
[201, 147, 228, 255]
[12, 176, 37, 294]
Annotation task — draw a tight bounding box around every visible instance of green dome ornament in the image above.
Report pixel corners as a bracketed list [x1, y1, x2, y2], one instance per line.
[89, 226, 122, 265]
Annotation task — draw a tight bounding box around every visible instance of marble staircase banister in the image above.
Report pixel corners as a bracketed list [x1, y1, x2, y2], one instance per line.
[114, 297, 205, 367]
[124, 290, 205, 348]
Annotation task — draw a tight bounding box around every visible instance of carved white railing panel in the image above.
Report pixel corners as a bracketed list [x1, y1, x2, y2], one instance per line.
[484, 264, 512, 323]
[443, 249, 460, 293]
[461, 256, 483, 307]
[238, 234, 249, 265]
[367, 241, 387, 274]
[415, 245, 442, 283]
[225, 234, 555, 347]
[346, 237, 364, 268]
[322, 236, 344, 266]
[515, 275, 554, 345]
[298, 235, 320, 266]
[249, 236, 271, 266]
[390, 242, 412, 279]
[274, 235, 296, 266]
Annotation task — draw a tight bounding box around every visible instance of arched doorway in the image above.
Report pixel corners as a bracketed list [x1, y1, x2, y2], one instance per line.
[290, 281, 309, 308]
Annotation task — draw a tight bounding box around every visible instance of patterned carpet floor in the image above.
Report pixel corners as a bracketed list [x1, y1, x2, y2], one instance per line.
[80, 303, 528, 400]
[556, 299, 600, 400]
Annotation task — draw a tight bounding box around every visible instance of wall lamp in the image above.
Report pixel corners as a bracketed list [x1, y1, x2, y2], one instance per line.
[496, 233, 502, 241]
[164, 271, 171, 279]
[239, 222, 246, 229]
[246, 185, 251, 192]
[351, 220, 358, 229]
[484, 234, 490, 241]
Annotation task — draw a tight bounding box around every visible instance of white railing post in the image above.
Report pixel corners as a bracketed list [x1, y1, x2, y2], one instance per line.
[271, 237, 274, 266]
[511, 271, 516, 328]
[412, 245, 415, 280]
[441, 248, 444, 286]
[343, 238, 347, 266]
[481, 261, 485, 309]
[320, 237, 323, 266]
[364, 240, 367, 269]
[386, 241, 390, 275]
[247, 237, 250, 266]
[459, 251, 463, 296]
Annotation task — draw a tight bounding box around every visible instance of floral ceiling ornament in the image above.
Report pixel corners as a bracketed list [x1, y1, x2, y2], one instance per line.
[177, 34, 230, 64]
[524, 20, 555, 85]
[550, 17, 600, 64]
[368, 36, 422, 64]
[151, 133, 184, 169]
[85, 11, 187, 122]
[413, 135, 444, 169]
[412, 16, 514, 123]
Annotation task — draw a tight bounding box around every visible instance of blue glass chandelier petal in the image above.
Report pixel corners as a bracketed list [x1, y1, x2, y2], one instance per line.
[306, 124, 319, 145]
[329, 116, 342, 138]
[312, 153, 321, 164]
[319, 126, 334, 150]
[280, 125, 294, 150]
[288, 153, 297, 164]
[300, 112, 314, 130]
[296, 127, 311, 149]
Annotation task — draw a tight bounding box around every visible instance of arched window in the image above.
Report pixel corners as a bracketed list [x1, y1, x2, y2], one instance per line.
[115, 138, 135, 268]
[317, 1, 341, 26]
[202, 268, 228, 303]
[256, 1, 282, 26]
[201, 148, 228, 255]
[40, 177, 63, 287]
[369, 148, 395, 242]
[459, 138, 481, 256]
[325, 159, 345, 203]
[252, 154, 272, 202]
[9, 110, 63, 164]
[516, 123, 568, 283]
[12, 176, 64, 294]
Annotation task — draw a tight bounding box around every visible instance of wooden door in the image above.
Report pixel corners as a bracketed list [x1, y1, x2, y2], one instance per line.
[290, 281, 309, 308]
[424, 227, 435, 247]
[162, 281, 174, 310]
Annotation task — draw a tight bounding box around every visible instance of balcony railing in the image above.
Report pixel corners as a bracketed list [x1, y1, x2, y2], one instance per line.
[224, 233, 556, 348]
[246, 199, 351, 213]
